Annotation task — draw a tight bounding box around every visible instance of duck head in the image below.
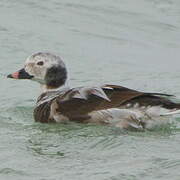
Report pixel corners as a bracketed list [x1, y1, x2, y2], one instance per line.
[7, 52, 68, 91]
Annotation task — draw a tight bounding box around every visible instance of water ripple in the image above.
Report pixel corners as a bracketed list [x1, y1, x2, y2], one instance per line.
[0, 168, 27, 176]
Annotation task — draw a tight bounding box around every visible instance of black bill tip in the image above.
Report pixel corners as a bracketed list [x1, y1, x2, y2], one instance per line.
[7, 74, 13, 78]
[7, 68, 34, 79]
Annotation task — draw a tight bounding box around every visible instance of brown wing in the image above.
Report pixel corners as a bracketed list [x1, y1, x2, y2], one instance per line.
[54, 84, 173, 118]
[34, 84, 175, 123]
[34, 100, 52, 123]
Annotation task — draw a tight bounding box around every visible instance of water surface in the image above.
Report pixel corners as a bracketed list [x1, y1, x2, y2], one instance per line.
[1, 0, 180, 179]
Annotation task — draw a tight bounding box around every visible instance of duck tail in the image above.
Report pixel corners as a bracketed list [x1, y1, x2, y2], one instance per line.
[161, 103, 180, 116]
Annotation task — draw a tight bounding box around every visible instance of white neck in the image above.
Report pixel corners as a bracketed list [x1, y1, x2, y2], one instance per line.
[41, 82, 70, 93]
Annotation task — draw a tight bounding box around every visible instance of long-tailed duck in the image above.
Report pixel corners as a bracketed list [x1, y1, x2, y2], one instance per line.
[7, 52, 180, 130]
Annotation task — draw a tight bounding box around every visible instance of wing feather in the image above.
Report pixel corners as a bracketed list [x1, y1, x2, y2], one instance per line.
[34, 84, 175, 122]
[55, 85, 144, 118]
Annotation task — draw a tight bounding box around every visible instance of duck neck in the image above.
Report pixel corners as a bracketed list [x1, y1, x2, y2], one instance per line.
[41, 82, 69, 93]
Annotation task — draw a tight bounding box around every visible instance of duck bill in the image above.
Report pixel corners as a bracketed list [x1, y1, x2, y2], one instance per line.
[7, 68, 34, 79]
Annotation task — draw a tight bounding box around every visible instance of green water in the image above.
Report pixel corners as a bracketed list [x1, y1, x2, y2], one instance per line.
[1, 0, 180, 179]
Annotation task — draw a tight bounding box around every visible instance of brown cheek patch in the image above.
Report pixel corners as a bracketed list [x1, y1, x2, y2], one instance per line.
[26, 63, 36, 75]
[34, 66, 45, 77]
[28, 63, 35, 67]
[25, 63, 35, 71]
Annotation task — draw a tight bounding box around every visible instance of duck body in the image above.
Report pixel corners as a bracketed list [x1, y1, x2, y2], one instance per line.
[7, 52, 180, 130]
[34, 84, 179, 130]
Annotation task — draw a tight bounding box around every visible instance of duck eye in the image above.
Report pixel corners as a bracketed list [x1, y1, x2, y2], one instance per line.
[37, 61, 44, 66]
